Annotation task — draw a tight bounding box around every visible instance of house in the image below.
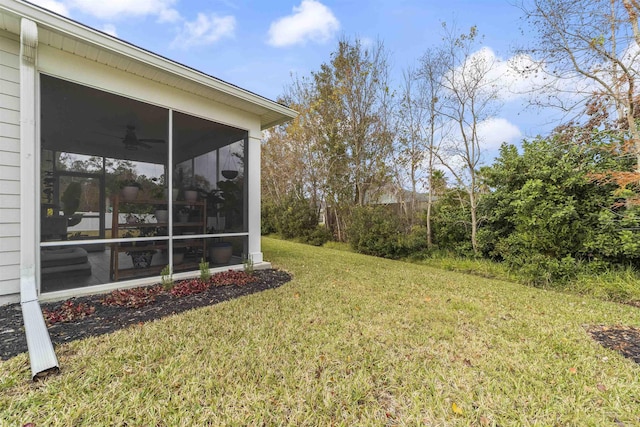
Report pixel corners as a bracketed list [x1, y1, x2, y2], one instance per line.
[366, 183, 433, 214]
[0, 0, 296, 377]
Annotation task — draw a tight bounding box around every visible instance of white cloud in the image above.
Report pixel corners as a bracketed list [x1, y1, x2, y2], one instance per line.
[157, 8, 181, 24]
[451, 47, 545, 103]
[29, 0, 70, 16]
[64, 0, 181, 22]
[170, 13, 236, 49]
[268, 0, 339, 47]
[100, 24, 118, 37]
[477, 117, 522, 150]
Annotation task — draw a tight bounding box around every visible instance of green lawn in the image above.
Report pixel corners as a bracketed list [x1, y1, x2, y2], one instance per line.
[1, 237, 639, 425]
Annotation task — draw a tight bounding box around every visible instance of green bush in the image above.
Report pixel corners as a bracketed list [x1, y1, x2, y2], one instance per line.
[261, 202, 279, 235]
[262, 194, 331, 246]
[348, 205, 405, 258]
[398, 225, 429, 257]
[427, 189, 474, 256]
[506, 253, 580, 288]
[305, 225, 332, 246]
[276, 195, 318, 239]
[347, 206, 431, 259]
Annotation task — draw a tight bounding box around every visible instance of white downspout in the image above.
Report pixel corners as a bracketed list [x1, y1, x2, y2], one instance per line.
[19, 18, 59, 380]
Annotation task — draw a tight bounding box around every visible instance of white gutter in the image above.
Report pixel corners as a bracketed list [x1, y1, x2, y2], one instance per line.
[20, 17, 59, 380]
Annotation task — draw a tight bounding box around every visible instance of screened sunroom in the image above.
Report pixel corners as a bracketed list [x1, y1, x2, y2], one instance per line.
[0, 0, 296, 306]
[39, 75, 252, 293]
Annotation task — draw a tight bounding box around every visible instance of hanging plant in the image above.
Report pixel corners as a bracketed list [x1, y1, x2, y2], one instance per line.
[221, 169, 238, 180]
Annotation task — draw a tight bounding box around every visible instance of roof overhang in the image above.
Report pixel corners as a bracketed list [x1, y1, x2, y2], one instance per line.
[0, 0, 297, 130]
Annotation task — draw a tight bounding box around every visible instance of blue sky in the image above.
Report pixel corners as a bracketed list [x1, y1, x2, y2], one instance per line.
[30, 0, 556, 157]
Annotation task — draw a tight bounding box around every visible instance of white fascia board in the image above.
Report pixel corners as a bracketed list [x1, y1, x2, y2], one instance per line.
[0, 0, 297, 128]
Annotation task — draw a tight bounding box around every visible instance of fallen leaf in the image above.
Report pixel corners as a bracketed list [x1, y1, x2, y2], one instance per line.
[480, 416, 490, 426]
[452, 402, 463, 415]
[293, 292, 300, 299]
[568, 367, 577, 374]
[424, 297, 432, 302]
[597, 384, 607, 392]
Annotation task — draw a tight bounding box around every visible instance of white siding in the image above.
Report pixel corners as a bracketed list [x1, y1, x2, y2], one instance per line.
[0, 30, 20, 304]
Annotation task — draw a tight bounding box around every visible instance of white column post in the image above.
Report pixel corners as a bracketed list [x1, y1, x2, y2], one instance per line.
[247, 133, 263, 263]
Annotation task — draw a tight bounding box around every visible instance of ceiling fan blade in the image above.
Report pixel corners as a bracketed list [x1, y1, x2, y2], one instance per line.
[138, 141, 153, 149]
[138, 138, 166, 143]
[94, 131, 122, 139]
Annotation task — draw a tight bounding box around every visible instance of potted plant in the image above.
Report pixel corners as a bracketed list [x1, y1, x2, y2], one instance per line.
[184, 185, 198, 203]
[165, 187, 179, 201]
[154, 202, 169, 223]
[205, 189, 225, 231]
[221, 169, 238, 180]
[122, 214, 157, 268]
[218, 179, 241, 230]
[119, 179, 142, 202]
[209, 238, 233, 265]
[173, 246, 186, 265]
[177, 207, 190, 223]
[61, 181, 83, 227]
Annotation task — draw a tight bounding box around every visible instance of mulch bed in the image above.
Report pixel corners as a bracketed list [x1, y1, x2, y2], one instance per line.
[0, 269, 291, 361]
[587, 325, 640, 364]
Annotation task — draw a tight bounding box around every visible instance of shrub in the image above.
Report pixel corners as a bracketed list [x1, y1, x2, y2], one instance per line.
[427, 189, 473, 255]
[243, 257, 254, 275]
[263, 194, 330, 246]
[347, 205, 405, 259]
[276, 195, 319, 240]
[161, 264, 173, 289]
[508, 253, 580, 288]
[261, 201, 279, 235]
[398, 225, 429, 256]
[304, 225, 332, 246]
[199, 258, 211, 282]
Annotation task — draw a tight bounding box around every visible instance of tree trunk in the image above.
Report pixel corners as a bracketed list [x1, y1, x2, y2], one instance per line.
[469, 188, 478, 254]
[426, 194, 433, 248]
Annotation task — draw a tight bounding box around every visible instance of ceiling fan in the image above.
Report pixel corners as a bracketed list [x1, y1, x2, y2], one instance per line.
[120, 125, 165, 150]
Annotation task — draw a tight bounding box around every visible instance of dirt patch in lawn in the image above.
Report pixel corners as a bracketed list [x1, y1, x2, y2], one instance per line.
[0, 269, 291, 361]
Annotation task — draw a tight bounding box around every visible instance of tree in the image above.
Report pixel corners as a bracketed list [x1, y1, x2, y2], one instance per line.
[327, 37, 395, 207]
[261, 81, 330, 239]
[435, 24, 502, 253]
[392, 68, 428, 226]
[263, 38, 395, 241]
[416, 47, 450, 247]
[518, 0, 640, 185]
[261, 96, 316, 208]
[477, 133, 636, 283]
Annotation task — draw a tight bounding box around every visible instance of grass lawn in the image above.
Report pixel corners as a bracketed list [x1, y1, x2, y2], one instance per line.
[1, 237, 639, 425]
